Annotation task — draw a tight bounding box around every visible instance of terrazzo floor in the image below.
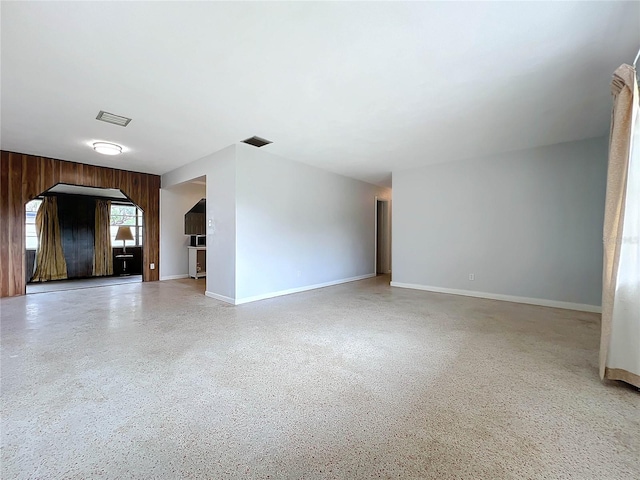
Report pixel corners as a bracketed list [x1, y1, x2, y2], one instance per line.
[1, 275, 638, 479]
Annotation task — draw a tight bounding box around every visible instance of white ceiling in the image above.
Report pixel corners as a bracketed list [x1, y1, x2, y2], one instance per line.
[1, 2, 638, 187]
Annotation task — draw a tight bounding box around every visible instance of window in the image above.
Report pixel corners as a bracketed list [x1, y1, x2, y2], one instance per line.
[25, 198, 43, 249]
[110, 203, 143, 247]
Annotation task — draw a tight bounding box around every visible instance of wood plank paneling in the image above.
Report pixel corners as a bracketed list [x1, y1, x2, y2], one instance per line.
[23, 155, 38, 204]
[8, 157, 24, 297]
[145, 175, 160, 281]
[1, 152, 12, 296]
[56, 194, 96, 278]
[0, 150, 161, 297]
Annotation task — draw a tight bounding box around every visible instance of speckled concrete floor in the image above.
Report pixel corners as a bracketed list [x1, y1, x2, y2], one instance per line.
[1, 276, 638, 479]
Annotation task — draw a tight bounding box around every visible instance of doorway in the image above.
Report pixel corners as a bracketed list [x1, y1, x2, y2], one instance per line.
[24, 184, 143, 294]
[375, 198, 391, 275]
[159, 176, 206, 293]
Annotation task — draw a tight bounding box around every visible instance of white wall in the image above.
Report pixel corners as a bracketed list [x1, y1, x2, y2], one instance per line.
[162, 145, 237, 300]
[392, 136, 608, 310]
[162, 143, 391, 304]
[205, 151, 237, 300]
[159, 181, 206, 280]
[235, 143, 390, 302]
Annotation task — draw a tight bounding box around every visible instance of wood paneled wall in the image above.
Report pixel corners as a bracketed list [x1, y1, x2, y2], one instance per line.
[0, 151, 161, 297]
[57, 194, 97, 279]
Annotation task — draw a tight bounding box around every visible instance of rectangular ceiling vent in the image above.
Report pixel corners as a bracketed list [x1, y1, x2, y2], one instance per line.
[96, 110, 132, 127]
[241, 136, 272, 148]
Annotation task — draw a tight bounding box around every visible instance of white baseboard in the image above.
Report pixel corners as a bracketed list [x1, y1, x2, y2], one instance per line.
[235, 273, 376, 305]
[160, 274, 189, 281]
[204, 273, 377, 306]
[389, 282, 601, 313]
[205, 291, 236, 305]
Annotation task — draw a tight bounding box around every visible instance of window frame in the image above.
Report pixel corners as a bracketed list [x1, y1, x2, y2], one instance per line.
[24, 197, 44, 250]
[110, 202, 144, 248]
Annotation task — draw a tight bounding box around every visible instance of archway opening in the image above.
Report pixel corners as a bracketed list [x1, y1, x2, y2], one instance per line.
[24, 183, 144, 294]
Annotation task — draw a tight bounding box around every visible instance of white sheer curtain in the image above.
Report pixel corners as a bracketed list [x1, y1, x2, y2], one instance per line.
[600, 64, 640, 388]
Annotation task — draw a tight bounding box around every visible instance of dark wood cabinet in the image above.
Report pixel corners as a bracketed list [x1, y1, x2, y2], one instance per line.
[112, 247, 142, 276]
[185, 212, 205, 235]
[184, 199, 206, 234]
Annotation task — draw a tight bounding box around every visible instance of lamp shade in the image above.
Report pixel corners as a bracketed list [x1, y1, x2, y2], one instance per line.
[115, 226, 134, 241]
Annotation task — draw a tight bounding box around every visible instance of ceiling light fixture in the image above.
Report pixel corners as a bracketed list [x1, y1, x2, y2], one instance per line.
[92, 142, 123, 155]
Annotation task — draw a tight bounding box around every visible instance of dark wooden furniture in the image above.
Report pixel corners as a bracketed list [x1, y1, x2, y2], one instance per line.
[113, 247, 142, 276]
[185, 199, 206, 234]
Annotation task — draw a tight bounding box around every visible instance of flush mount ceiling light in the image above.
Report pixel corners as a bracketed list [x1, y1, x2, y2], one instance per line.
[92, 142, 123, 155]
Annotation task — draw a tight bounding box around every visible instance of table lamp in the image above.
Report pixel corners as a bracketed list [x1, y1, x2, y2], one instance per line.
[115, 226, 134, 253]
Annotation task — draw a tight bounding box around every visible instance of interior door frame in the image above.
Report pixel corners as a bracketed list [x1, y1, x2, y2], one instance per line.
[374, 196, 391, 276]
[374, 196, 379, 274]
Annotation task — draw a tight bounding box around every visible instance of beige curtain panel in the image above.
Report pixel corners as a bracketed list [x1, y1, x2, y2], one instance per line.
[599, 64, 640, 388]
[32, 196, 68, 282]
[93, 199, 113, 277]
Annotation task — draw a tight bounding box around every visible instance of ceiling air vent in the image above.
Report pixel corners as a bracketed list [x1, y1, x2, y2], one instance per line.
[241, 136, 272, 148]
[96, 110, 132, 127]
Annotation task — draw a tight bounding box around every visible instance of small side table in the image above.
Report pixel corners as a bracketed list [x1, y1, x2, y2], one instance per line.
[115, 254, 134, 276]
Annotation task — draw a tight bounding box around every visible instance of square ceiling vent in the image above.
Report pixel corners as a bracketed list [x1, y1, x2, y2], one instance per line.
[241, 136, 272, 147]
[96, 110, 132, 127]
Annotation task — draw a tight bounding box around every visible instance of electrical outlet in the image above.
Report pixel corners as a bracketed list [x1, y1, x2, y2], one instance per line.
[150, 263, 155, 270]
[468, 273, 475, 281]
